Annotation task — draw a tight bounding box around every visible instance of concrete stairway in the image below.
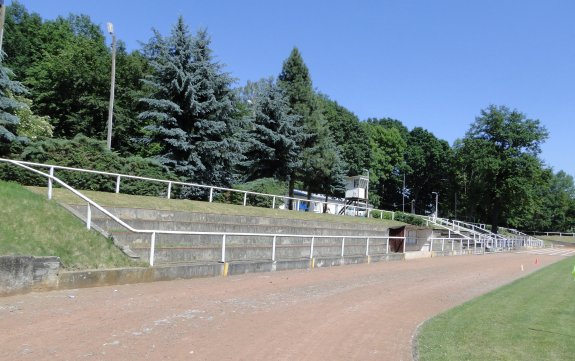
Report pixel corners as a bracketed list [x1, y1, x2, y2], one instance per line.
[67, 205, 400, 265]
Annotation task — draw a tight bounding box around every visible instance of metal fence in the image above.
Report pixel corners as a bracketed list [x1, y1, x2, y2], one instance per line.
[1, 158, 397, 219]
[1, 159, 406, 266]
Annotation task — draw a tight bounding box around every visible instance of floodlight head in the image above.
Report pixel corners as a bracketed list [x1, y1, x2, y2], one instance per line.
[107, 22, 114, 35]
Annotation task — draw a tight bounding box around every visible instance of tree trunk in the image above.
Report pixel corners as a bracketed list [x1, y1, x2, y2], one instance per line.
[323, 194, 328, 213]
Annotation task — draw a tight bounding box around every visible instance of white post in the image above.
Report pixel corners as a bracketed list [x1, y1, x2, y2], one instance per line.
[86, 203, 91, 230]
[430, 238, 433, 252]
[341, 237, 345, 257]
[451, 238, 454, 252]
[403, 237, 406, 253]
[221, 234, 226, 263]
[366, 237, 370, 256]
[243, 192, 247, 206]
[272, 196, 276, 209]
[167, 182, 172, 199]
[48, 167, 54, 200]
[209, 187, 214, 202]
[272, 235, 277, 261]
[380, 211, 383, 219]
[442, 239, 445, 251]
[149, 232, 156, 266]
[296, 199, 300, 211]
[310, 236, 314, 259]
[386, 237, 389, 254]
[115, 175, 121, 194]
[392, 212, 395, 221]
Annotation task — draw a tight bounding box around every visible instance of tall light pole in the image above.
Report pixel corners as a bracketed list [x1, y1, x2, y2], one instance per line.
[363, 168, 369, 216]
[106, 22, 116, 150]
[432, 191, 439, 220]
[0, 0, 6, 59]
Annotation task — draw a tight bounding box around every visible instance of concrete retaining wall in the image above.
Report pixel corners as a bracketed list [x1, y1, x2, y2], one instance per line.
[0, 256, 60, 296]
[1, 253, 407, 296]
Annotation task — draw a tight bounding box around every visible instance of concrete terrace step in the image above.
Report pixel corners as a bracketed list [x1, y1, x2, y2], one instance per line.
[64, 204, 402, 265]
[68, 205, 393, 233]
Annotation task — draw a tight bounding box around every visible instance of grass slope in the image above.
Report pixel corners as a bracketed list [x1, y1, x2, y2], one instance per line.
[417, 256, 575, 361]
[27, 186, 406, 228]
[538, 236, 575, 244]
[0, 181, 141, 270]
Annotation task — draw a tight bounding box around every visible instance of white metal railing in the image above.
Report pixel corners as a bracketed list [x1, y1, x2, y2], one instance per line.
[1, 159, 406, 266]
[0, 158, 397, 220]
[530, 231, 575, 237]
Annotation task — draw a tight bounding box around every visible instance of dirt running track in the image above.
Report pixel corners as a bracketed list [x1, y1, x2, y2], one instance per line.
[0, 253, 563, 361]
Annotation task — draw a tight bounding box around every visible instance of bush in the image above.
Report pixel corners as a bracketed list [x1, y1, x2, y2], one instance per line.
[0, 135, 178, 196]
[215, 178, 287, 208]
[394, 212, 426, 226]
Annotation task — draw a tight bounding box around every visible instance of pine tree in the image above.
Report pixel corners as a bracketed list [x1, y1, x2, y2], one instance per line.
[139, 17, 242, 196]
[242, 79, 303, 181]
[0, 54, 27, 154]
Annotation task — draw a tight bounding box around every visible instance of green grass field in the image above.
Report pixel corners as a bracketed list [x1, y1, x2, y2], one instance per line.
[538, 235, 575, 244]
[416, 256, 575, 361]
[26, 186, 406, 228]
[0, 181, 142, 270]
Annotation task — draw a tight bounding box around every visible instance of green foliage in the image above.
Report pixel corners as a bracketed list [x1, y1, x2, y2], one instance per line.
[25, 17, 110, 139]
[0, 55, 28, 151]
[241, 79, 303, 182]
[140, 18, 242, 196]
[216, 178, 287, 208]
[393, 212, 426, 226]
[14, 96, 53, 140]
[0, 135, 175, 196]
[405, 127, 453, 215]
[319, 95, 371, 176]
[363, 122, 407, 208]
[454, 105, 548, 232]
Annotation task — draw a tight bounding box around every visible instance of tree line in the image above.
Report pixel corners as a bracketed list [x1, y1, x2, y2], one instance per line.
[0, 1, 573, 233]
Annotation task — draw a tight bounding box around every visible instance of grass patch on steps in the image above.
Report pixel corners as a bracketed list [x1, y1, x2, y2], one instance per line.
[0, 181, 142, 270]
[416, 256, 575, 361]
[26, 186, 406, 228]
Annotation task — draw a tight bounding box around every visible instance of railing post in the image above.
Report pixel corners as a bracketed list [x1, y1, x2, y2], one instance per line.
[442, 239, 445, 251]
[310, 236, 314, 259]
[392, 212, 395, 221]
[167, 182, 172, 199]
[115, 175, 121, 194]
[221, 234, 226, 263]
[243, 192, 247, 206]
[209, 187, 214, 202]
[430, 238, 433, 252]
[403, 237, 406, 253]
[272, 196, 276, 209]
[48, 167, 54, 200]
[296, 199, 300, 211]
[272, 235, 277, 261]
[366, 237, 370, 256]
[149, 232, 156, 266]
[380, 211, 383, 219]
[341, 237, 345, 257]
[86, 203, 91, 230]
[386, 237, 389, 254]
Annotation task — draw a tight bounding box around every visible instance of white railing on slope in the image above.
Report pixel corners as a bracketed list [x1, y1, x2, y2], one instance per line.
[0, 158, 396, 220]
[1, 159, 406, 266]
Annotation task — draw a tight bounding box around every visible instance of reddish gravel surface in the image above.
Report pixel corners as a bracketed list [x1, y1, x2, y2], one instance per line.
[0, 252, 562, 361]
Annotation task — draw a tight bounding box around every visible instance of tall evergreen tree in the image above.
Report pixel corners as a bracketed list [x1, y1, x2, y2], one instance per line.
[242, 79, 303, 182]
[139, 17, 242, 196]
[278, 47, 335, 206]
[0, 54, 27, 154]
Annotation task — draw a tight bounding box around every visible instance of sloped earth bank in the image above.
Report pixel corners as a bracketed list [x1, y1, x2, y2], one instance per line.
[0, 253, 562, 361]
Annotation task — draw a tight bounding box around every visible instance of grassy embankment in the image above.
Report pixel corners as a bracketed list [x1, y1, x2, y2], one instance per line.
[538, 235, 575, 244]
[0, 180, 142, 270]
[416, 256, 575, 361]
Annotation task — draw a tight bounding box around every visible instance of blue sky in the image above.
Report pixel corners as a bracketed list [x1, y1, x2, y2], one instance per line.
[11, 0, 575, 177]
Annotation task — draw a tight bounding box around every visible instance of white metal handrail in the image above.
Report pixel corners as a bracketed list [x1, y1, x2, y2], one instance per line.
[1, 159, 406, 266]
[1, 158, 397, 219]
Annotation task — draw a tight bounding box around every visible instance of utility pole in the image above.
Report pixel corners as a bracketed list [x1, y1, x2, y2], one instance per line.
[402, 173, 406, 212]
[106, 22, 116, 150]
[0, 0, 6, 59]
